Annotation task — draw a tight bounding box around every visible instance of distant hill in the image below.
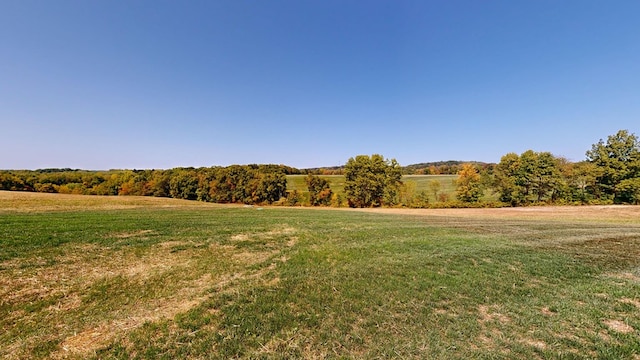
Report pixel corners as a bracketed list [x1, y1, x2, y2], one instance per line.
[404, 160, 491, 168]
[403, 161, 494, 174]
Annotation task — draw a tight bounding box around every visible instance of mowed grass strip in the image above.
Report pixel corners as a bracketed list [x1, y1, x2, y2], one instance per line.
[1, 192, 640, 359]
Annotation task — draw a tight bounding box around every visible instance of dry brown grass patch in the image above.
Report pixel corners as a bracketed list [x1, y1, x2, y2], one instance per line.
[606, 270, 640, 283]
[232, 250, 278, 266]
[523, 338, 547, 350]
[230, 226, 298, 244]
[56, 291, 208, 358]
[478, 304, 511, 324]
[603, 319, 635, 334]
[231, 233, 250, 241]
[2, 240, 248, 359]
[0, 191, 220, 213]
[344, 205, 640, 223]
[620, 298, 640, 308]
[54, 270, 220, 358]
[110, 230, 155, 239]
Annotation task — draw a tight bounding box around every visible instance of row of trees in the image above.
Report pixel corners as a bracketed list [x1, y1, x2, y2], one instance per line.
[491, 130, 640, 205]
[338, 130, 640, 207]
[1, 130, 638, 207]
[0, 165, 289, 205]
[403, 161, 492, 175]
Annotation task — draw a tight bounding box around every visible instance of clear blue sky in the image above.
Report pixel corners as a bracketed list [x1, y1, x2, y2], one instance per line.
[1, 1, 639, 170]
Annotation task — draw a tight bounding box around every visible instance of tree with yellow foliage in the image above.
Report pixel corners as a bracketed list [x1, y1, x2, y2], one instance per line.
[455, 163, 483, 202]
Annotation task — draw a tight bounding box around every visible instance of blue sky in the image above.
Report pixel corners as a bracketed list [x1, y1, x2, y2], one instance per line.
[1, 1, 638, 170]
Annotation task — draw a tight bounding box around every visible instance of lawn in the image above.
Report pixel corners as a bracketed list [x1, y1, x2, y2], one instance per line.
[1, 191, 640, 359]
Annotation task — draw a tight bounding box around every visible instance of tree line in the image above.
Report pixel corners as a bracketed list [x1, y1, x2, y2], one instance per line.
[492, 129, 640, 205]
[1, 130, 639, 207]
[336, 129, 640, 207]
[0, 165, 291, 205]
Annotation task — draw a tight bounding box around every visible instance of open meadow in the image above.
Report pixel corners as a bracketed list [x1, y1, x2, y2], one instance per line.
[287, 174, 462, 203]
[1, 191, 640, 359]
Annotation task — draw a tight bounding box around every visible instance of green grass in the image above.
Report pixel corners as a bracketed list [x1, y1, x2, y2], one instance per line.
[287, 174, 461, 203]
[2, 192, 640, 359]
[286, 175, 347, 196]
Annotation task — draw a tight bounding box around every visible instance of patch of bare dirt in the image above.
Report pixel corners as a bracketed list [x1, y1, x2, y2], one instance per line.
[603, 319, 635, 334]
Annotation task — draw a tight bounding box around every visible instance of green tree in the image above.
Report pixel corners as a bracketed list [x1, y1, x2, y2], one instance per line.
[344, 154, 402, 208]
[586, 129, 640, 203]
[531, 152, 563, 202]
[563, 161, 601, 203]
[169, 169, 199, 200]
[494, 151, 564, 205]
[494, 152, 522, 206]
[305, 174, 333, 206]
[616, 178, 640, 205]
[455, 163, 483, 202]
[254, 171, 287, 204]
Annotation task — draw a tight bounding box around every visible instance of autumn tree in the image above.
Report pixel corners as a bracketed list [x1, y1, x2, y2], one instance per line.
[0, 172, 27, 191]
[208, 165, 254, 203]
[254, 171, 287, 204]
[148, 170, 171, 197]
[206, 166, 286, 204]
[344, 154, 402, 208]
[455, 163, 483, 202]
[305, 174, 333, 206]
[169, 169, 199, 200]
[427, 180, 441, 202]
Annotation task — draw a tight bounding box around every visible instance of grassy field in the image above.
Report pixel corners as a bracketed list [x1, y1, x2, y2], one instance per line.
[287, 175, 460, 203]
[287, 175, 348, 197]
[2, 191, 640, 359]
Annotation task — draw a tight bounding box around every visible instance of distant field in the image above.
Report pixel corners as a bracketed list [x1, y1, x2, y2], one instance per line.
[287, 175, 347, 196]
[402, 174, 457, 192]
[287, 174, 460, 202]
[2, 191, 640, 359]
